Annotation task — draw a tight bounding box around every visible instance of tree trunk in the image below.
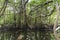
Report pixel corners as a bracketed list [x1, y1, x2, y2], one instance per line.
[53, 2, 60, 40]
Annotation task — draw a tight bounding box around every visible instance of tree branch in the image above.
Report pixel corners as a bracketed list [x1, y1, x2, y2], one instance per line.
[29, 1, 53, 15]
[0, 0, 8, 17]
[24, 0, 29, 5]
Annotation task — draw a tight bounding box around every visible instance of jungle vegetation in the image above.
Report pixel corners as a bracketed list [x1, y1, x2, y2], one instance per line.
[0, 0, 60, 40]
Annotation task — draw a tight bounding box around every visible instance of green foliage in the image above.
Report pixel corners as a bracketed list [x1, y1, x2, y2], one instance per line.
[0, 0, 60, 40]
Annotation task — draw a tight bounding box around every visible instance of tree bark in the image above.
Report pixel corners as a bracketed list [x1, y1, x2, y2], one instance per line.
[53, 2, 60, 40]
